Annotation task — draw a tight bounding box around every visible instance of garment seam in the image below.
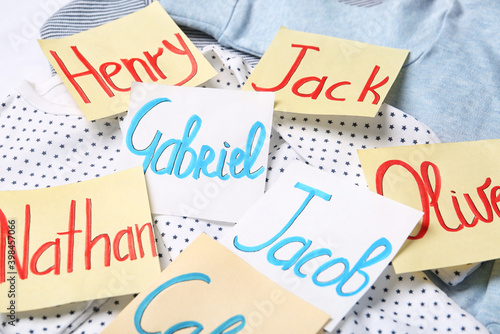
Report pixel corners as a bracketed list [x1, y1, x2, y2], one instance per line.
[404, 0, 457, 68]
[219, 0, 240, 42]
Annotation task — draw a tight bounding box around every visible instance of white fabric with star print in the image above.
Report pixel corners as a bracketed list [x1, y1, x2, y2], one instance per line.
[0, 45, 486, 333]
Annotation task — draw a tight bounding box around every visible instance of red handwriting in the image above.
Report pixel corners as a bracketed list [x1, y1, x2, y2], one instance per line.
[376, 160, 500, 239]
[49, 33, 198, 104]
[0, 199, 157, 284]
[251, 43, 388, 104]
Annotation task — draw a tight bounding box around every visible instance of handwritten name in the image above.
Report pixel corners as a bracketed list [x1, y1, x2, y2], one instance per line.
[376, 160, 500, 239]
[49, 33, 198, 104]
[126, 97, 266, 180]
[233, 182, 392, 297]
[134, 273, 245, 334]
[251, 44, 388, 105]
[0, 199, 157, 284]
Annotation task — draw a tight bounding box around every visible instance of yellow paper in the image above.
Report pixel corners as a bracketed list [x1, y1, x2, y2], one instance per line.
[102, 233, 330, 334]
[38, 2, 217, 121]
[0, 167, 160, 312]
[243, 26, 408, 117]
[358, 139, 500, 273]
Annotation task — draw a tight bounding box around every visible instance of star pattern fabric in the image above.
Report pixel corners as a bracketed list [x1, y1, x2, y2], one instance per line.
[0, 4, 489, 331]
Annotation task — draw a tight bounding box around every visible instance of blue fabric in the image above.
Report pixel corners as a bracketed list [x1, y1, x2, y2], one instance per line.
[159, 0, 500, 144]
[159, 0, 500, 329]
[476, 261, 500, 333]
[430, 260, 500, 334]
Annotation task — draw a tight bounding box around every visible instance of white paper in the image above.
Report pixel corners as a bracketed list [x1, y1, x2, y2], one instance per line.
[220, 161, 422, 331]
[118, 82, 274, 223]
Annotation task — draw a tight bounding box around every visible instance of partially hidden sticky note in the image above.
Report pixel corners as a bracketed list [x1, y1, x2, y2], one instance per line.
[220, 161, 422, 331]
[243, 26, 408, 117]
[38, 2, 216, 121]
[358, 139, 500, 273]
[102, 233, 330, 334]
[0, 167, 160, 312]
[118, 82, 275, 223]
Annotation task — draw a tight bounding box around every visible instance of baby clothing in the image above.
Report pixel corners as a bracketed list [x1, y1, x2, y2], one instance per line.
[0, 41, 488, 334]
[3, 0, 493, 332]
[38, 0, 482, 286]
[0, 77, 133, 333]
[40, 0, 153, 40]
[39, 0, 260, 69]
[159, 0, 500, 145]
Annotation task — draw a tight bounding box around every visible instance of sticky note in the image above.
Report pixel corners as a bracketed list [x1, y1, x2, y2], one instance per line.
[0, 167, 160, 312]
[38, 2, 216, 120]
[102, 233, 330, 334]
[243, 26, 408, 117]
[118, 82, 274, 223]
[220, 161, 421, 330]
[358, 139, 500, 273]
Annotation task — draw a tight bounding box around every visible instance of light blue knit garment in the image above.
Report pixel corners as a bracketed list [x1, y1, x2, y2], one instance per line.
[159, 0, 500, 145]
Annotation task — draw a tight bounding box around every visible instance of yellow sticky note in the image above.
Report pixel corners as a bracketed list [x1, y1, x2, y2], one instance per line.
[102, 233, 330, 334]
[243, 26, 408, 117]
[358, 139, 500, 273]
[0, 167, 160, 312]
[38, 2, 217, 121]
